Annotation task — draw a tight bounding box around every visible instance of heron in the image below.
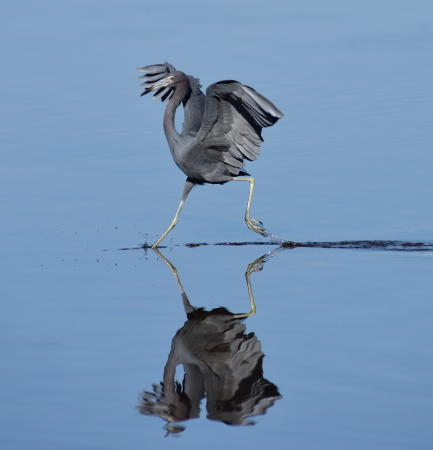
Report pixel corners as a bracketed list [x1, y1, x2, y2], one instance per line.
[138, 62, 283, 248]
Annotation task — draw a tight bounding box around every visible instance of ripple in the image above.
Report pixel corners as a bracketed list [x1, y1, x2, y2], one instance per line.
[134, 240, 433, 252]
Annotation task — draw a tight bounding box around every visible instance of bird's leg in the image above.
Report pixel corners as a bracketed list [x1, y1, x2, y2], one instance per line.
[152, 179, 195, 248]
[232, 177, 266, 236]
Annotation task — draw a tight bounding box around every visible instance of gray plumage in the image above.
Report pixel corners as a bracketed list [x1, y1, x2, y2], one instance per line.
[138, 62, 283, 184]
[138, 62, 283, 247]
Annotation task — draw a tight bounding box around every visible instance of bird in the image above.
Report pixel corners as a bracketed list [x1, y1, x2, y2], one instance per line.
[138, 62, 283, 248]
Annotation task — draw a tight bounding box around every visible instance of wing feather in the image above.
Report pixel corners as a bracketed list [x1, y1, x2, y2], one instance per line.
[194, 81, 283, 165]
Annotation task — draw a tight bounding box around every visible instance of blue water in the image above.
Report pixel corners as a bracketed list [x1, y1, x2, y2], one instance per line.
[1, 1, 433, 449]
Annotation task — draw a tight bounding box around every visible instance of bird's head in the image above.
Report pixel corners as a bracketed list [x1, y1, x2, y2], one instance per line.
[138, 65, 189, 101]
[140, 74, 175, 96]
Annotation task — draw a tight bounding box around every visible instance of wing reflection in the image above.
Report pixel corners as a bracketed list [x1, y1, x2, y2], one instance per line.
[137, 249, 282, 435]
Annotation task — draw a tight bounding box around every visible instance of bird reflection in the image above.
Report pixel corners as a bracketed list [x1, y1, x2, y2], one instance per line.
[137, 249, 282, 435]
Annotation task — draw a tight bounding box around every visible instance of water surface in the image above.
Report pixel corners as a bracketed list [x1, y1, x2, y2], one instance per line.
[1, 1, 433, 449]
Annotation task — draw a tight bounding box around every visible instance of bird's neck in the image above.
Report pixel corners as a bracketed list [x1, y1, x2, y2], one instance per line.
[163, 81, 189, 153]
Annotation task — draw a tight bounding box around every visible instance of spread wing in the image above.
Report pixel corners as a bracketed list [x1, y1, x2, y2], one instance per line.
[193, 81, 283, 171]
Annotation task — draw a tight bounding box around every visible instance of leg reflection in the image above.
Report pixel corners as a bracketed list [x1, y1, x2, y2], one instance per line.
[154, 247, 264, 318]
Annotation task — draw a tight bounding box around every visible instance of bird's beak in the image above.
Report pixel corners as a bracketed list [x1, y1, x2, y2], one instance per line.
[140, 75, 174, 96]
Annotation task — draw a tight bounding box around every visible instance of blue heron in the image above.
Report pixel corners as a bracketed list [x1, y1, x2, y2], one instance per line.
[138, 62, 283, 247]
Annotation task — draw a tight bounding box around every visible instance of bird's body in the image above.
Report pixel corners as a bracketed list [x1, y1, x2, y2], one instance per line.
[138, 62, 283, 247]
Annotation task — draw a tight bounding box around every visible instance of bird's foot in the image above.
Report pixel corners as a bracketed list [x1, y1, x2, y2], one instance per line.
[246, 217, 266, 236]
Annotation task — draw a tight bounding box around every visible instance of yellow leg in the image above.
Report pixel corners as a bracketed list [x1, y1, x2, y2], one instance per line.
[152, 200, 184, 248]
[152, 179, 195, 248]
[232, 177, 266, 236]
